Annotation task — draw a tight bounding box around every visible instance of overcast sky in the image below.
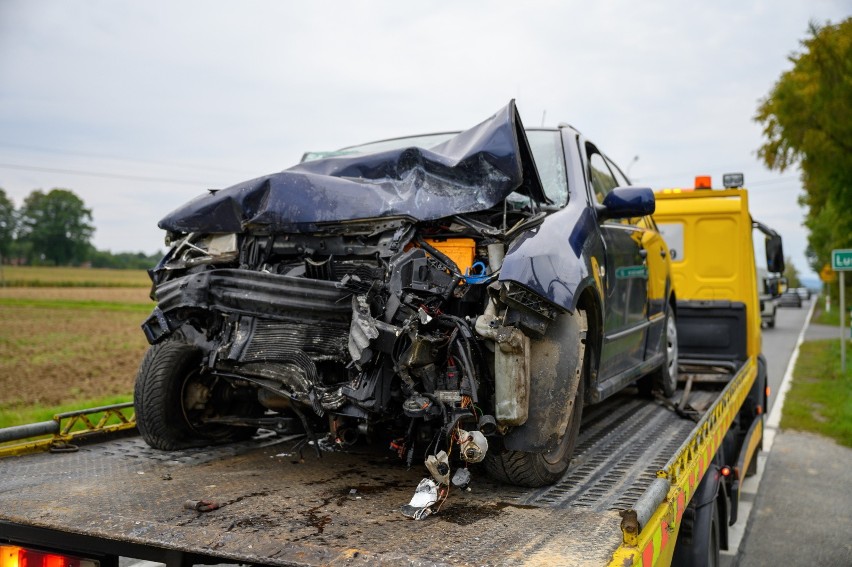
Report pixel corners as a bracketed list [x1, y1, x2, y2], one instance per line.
[1, 1, 849, 280]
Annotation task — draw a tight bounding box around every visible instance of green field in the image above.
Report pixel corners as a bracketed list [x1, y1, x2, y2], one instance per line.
[0, 265, 151, 287]
[782, 339, 852, 447]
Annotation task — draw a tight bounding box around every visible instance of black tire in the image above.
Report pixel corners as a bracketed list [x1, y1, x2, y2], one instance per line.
[640, 306, 678, 397]
[672, 495, 721, 567]
[485, 372, 584, 487]
[135, 340, 258, 450]
[767, 315, 775, 329]
[706, 498, 721, 567]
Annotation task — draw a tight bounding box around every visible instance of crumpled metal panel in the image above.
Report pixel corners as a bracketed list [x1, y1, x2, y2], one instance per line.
[158, 101, 546, 234]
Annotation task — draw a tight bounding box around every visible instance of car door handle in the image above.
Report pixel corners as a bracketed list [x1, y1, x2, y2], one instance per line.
[660, 248, 667, 258]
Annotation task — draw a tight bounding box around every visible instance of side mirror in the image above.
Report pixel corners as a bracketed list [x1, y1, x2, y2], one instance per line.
[596, 187, 655, 221]
[766, 234, 785, 274]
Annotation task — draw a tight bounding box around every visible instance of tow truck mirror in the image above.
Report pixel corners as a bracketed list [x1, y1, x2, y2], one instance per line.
[766, 234, 785, 274]
[597, 187, 655, 221]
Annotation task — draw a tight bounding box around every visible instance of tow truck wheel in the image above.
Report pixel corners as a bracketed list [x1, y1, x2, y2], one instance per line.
[673, 496, 721, 567]
[135, 340, 259, 450]
[485, 378, 584, 487]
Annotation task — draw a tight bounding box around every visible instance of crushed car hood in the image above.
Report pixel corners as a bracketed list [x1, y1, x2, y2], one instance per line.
[158, 101, 547, 234]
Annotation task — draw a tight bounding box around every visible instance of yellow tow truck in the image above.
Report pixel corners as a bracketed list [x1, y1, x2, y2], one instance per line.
[0, 174, 780, 567]
[618, 173, 783, 565]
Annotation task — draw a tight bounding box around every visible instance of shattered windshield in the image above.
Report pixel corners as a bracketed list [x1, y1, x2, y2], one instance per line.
[331, 130, 568, 207]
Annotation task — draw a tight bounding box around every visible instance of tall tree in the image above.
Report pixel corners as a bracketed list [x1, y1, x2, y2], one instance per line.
[783, 256, 802, 288]
[0, 189, 14, 261]
[17, 188, 95, 265]
[755, 19, 852, 273]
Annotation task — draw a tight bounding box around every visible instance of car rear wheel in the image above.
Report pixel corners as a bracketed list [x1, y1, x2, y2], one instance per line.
[135, 340, 259, 450]
[640, 307, 678, 397]
[658, 310, 679, 396]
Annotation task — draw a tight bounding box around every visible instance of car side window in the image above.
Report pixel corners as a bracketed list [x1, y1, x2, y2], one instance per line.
[588, 151, 618, 204]
[606, 156, 631, 187]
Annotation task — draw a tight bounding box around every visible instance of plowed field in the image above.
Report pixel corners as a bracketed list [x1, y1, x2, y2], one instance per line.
[0, 287, 153, 410]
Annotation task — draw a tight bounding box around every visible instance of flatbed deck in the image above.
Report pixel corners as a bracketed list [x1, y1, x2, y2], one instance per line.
[0, 388, 719, 567]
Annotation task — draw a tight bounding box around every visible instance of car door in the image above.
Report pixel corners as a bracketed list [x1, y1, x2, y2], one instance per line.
[606, 157, 669, 362]
[587, 146, 649, 381]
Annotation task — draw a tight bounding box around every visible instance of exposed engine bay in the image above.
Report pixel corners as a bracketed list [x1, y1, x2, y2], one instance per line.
[143, 214, 557, 490]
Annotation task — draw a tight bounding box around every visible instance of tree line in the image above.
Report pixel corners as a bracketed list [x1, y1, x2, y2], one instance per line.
[756, 18, 852, 277]
[0, 187, 161, 269]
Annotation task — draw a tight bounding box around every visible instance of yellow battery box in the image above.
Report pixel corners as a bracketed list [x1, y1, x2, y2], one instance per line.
[423, 238, 476, 275]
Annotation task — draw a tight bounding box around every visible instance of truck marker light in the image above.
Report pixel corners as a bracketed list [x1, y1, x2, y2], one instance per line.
[766, 386, 771, 398]
[0, 545, 99, 567]
[756, 405, 763, 415]
[720, 466, 732, 478]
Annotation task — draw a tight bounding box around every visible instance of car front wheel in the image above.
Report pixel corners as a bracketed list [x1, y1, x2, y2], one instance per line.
[135, 340, 259, 450]
[485, 377, 584, 487]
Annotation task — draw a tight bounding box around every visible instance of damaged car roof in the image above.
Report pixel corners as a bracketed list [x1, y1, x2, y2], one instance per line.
[158, 100, 547, 234]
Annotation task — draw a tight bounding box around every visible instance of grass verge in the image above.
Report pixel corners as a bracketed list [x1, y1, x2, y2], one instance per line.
[782, 339, 852, 447]
[811, 294, 850, 327]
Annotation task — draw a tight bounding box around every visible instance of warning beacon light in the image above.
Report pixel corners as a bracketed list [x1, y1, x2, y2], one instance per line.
[694, 175, 712, 189]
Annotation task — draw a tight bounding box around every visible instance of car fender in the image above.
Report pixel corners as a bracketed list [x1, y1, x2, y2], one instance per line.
[500, 202, 603, 314]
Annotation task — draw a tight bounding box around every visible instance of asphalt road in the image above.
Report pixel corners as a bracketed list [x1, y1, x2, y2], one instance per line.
[761, 299, 813, 415]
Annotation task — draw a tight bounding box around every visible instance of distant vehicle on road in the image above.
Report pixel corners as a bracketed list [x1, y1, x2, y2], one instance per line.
[795, 287, 811, 300]
[778, 290, 803, 308]
[758, 267, 782, 329]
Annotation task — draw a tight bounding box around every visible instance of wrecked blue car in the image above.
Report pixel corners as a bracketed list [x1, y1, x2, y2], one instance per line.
[135, 101, 676, 491]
